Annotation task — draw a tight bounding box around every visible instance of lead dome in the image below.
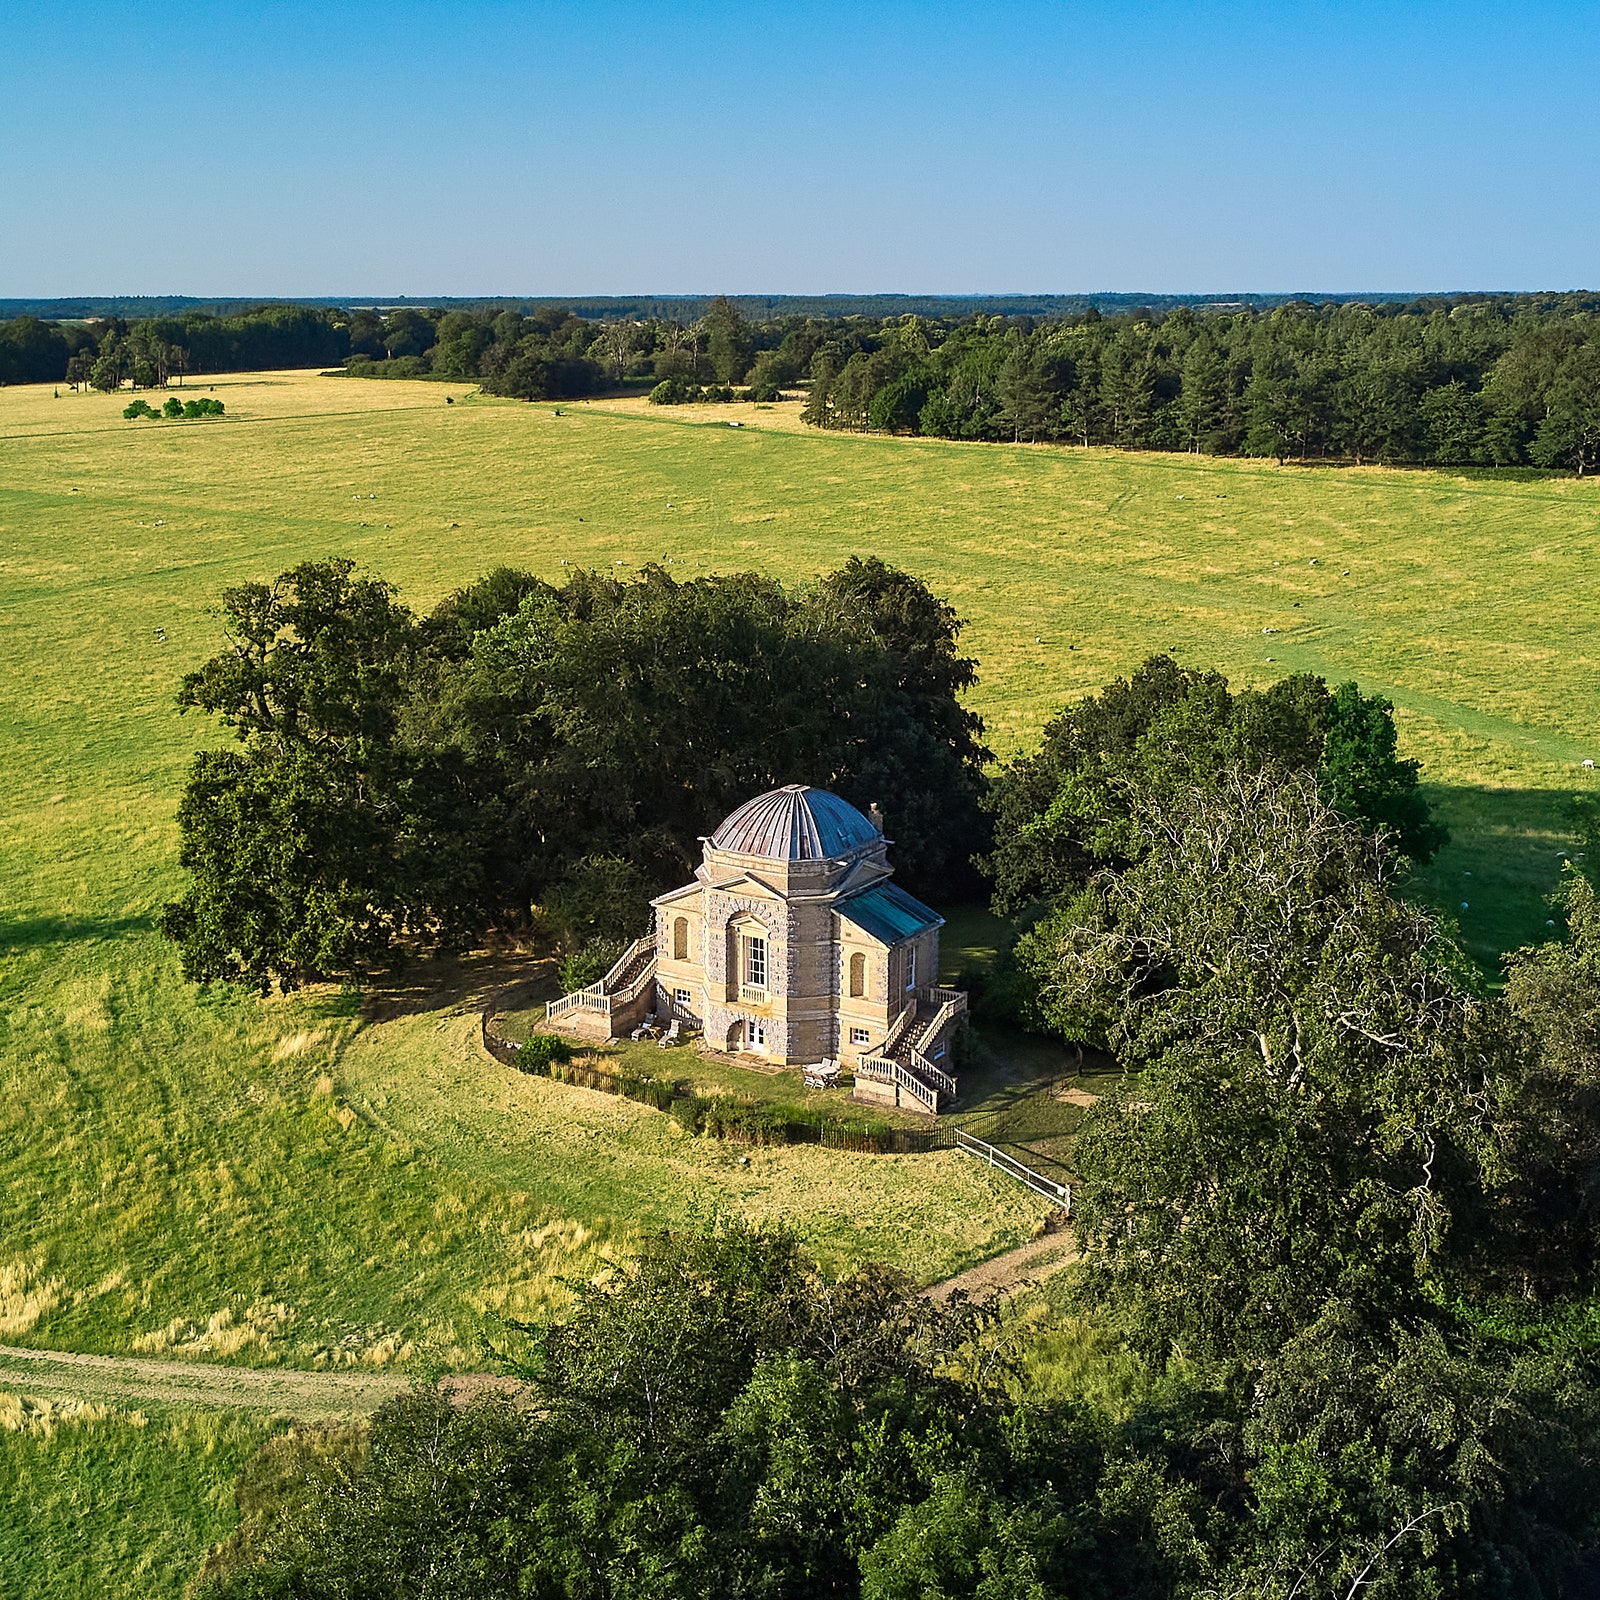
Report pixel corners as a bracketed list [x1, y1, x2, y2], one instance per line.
[709, 784, 879, 861]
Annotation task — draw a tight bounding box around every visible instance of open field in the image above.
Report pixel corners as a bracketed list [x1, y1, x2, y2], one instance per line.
[2, 368, 1597, 1587]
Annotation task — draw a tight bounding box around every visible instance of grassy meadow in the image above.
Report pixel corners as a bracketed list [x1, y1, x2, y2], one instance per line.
[3, 368, 1596, 1587]
[0, 1397, 269, 1599]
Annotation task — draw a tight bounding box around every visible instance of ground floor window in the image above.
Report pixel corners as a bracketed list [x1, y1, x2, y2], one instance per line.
[746, 1020, 767, 1050]
[673, 988, 692, 1009]
[850, 1026, 870, 1046]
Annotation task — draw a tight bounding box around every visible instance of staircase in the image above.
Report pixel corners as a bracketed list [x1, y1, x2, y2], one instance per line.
[546, 935, 658, 1036]
[854, 985, 967, 1115]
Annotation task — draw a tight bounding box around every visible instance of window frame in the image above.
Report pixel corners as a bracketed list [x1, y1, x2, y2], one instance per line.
[744, 934, 767, 991]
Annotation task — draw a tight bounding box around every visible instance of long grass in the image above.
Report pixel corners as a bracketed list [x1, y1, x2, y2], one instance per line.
[0, 1398, 269, 1600]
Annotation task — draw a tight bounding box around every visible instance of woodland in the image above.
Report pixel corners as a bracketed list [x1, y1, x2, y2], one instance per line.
[5, 290, 1600, 471]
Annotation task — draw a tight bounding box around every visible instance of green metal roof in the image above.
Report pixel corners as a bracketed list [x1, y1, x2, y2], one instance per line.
[837, 882, 943, 945]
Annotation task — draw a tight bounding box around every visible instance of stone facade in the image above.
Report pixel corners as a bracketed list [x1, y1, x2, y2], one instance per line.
[651, 785, 949, 1070]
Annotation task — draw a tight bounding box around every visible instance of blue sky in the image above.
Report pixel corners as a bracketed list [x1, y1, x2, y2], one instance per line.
[2, 1, 1595, 295]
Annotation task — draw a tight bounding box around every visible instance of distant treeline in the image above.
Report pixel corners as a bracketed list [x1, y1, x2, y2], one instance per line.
[0, 290, 1438, 322]
[798, 294, 1600, 474]
[6, 292, 1599, 470]
[0, 305, 348, 389]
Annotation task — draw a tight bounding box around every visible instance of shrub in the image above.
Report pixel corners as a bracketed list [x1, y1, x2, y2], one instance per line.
[517, 1032, 573, 1070]
[122, 399, 158, 419]
[163, 396, 184, 418]
[183, 397, 225, 418]
[648, 378, 688, 405]
[557, 938, 624, 994]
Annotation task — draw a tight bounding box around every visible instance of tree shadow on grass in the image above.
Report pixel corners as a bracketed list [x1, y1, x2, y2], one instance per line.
[356, 946, 559, 1026]
[0, 912, 157, 953]
[1408, 782, 1582, 974]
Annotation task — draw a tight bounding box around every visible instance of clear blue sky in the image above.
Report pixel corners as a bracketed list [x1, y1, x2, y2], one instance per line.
[3, 0, 1595, 296]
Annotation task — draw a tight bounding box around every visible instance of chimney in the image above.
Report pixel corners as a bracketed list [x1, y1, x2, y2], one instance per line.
[868, 802, 885, 835]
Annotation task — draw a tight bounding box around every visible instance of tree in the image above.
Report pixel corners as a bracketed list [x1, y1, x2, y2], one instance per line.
[1419, 379, 1489, 463]
[1019, 768, 1514, 1362]
[1528, 339, 1600, 475]
[801, 351, 837, 428]
[1502, 868, 1600, 1267]
[194, 1224, 1049, 1600]
[1175, 334, 1226, 452]
[160, 560, 494, 989]
[701, 296, 752, 385]
[994, 341, 1053, 443]
[1320, 681, 1447, 862]
[984, 660, 1445, 921]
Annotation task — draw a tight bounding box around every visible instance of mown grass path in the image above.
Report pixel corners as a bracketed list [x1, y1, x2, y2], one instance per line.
[0, 1343, 405, 1419]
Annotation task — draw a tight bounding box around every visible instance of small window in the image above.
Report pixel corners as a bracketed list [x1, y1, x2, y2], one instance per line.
[673, 988, 692, 1007]
[848, 951, 865, 998]
[673, 916, 689, 962]
[744, 935, 767, 990]
[933, 1043, 946, 1060]
[850, 1027, 870, 1046]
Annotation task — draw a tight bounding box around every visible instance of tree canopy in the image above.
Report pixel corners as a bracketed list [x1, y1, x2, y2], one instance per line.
[983, 655, 1445, 921]
[161, 556, 988, 990]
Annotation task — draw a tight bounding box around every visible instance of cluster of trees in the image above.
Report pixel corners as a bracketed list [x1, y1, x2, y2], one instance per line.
[0, 306, 353, 391]
[0, 314, 97, 384]
[162, 564, 1453, 1003]
[972, 655, 1446, 1025]
[799, 295, 1600, 473]
[342, 304, 613, 400]
[18, 293, 1597, 467]
[167, 562, 1600, 1594]
[196, 786, 1600, 1595]
[160, 556, 987, 991]
[123, 395, 225, 420]
[339, 297, 778, 402]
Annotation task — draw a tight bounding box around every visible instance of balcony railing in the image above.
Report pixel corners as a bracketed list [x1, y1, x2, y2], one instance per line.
[738, 984, 769, 1004]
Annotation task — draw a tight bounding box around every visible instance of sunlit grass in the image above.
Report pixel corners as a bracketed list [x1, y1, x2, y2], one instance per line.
[2, 369, 1595, 1370]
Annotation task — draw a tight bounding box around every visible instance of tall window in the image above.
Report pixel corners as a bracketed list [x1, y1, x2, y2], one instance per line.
[849, 951, 865, 998]
[744, 934, 767, 990]
[673, 916, 689, 962]
[905, 944, 917, 990]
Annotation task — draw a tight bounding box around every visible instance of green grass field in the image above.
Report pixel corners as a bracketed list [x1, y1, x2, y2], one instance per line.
[2, 370, 1596, 1588]
[0, 1399, 269, 1600]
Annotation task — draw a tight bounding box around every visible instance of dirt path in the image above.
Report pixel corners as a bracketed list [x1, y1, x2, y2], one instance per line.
[927, 1228, 1078, 1302]
[0, 1230, 1076, 1415]
[0, 1343, 410, 1418]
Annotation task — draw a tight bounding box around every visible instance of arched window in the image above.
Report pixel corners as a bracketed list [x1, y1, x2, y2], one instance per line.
[673, 916, 689, 962]
[849, 951, 865, 998]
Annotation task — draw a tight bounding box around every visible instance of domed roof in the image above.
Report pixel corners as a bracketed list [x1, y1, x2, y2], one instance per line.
[710, 785, 879, 861]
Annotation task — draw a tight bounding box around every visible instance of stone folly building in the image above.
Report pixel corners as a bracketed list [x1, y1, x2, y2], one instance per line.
[547, 785, 967, 1113]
